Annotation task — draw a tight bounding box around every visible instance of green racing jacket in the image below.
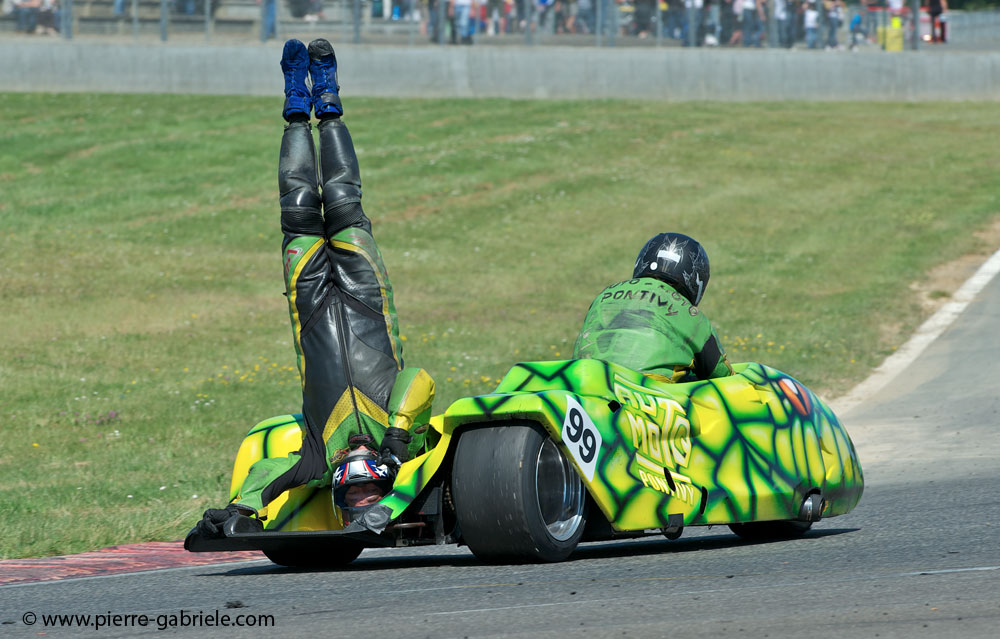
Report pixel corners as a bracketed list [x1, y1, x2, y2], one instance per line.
[573, 277, 732, 383]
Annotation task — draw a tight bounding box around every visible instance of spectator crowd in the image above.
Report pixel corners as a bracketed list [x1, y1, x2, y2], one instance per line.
[4, 0, 61, 34]
[1, 0, 948, 50]
[415, 0, 916, 49]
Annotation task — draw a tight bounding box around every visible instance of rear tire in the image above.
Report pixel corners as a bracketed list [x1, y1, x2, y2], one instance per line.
[452, 422, 587, 563]
[728, 520, 812, 540]
[263, 542, 363, 568]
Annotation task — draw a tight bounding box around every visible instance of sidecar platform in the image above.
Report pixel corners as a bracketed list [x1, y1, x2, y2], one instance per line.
[184, 516, 394, 553]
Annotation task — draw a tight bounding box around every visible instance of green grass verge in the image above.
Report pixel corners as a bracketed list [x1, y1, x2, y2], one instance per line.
[1, 93, 998, 559]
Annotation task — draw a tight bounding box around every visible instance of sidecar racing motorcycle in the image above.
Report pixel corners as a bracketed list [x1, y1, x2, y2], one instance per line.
[185, 359, 864, 565]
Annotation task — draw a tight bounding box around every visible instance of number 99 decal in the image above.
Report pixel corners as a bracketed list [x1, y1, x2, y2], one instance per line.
[561, 396, 603, 482]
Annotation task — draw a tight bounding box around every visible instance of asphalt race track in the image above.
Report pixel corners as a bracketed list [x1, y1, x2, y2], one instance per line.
[3, 277, 999, 638]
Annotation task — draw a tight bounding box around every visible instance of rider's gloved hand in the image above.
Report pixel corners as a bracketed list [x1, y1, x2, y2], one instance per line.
[195, 504, 252, 538]
[378, 427, 412, 468]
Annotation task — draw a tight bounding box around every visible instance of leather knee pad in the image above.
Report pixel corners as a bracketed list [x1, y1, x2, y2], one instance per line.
[281, 190, 325, 236]
[322, 198, 367, 237]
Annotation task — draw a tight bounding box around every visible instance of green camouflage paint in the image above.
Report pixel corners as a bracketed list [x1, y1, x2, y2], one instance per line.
[230, 360, 863, 535]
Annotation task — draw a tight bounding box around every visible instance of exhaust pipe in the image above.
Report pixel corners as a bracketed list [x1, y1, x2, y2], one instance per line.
[799, 494, 823, 522]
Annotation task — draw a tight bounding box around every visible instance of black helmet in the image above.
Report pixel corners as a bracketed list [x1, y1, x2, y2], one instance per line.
[633, 233, 711, 306]
[332, 447, 396, 523]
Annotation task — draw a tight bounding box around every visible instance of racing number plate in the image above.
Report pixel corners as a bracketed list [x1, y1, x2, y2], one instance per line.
[562, 396, 602, 482]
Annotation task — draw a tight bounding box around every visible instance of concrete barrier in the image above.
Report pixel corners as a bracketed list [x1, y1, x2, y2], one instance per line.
[2, 39, 999, 101]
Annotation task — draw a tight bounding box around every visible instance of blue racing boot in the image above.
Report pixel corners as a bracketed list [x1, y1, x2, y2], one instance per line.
[281, 39, 311, 121]
[307, 38, 343, 119]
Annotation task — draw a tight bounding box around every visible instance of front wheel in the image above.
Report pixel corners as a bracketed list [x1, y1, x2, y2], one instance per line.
[728, 520, 812, 540]
[729, 494, 820, 540]
[263, 541, 363, 568]
[452, 422, 588, 563]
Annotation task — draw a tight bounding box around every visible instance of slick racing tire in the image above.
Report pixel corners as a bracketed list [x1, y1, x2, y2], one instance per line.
[263, 541, 363, 568]
[727, 520, 812, 540]
[452, 421, 588, 563]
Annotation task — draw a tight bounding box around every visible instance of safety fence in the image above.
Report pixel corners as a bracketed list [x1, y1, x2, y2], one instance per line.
[947, 9, 1000, 44]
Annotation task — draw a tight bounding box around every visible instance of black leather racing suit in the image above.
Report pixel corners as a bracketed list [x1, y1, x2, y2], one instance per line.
[233, 118, 418, 515]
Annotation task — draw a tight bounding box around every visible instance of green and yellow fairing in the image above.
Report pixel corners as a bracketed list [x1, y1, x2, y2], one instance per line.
[228, 412, 448, 532]
[443, 359, 862, 530]
[229, 359, 863, 533]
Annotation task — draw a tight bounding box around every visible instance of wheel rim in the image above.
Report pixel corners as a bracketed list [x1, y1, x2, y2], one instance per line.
[534, 438, 586, 542]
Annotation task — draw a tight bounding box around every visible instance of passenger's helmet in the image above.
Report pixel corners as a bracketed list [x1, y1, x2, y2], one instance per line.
[332, 447, 395, 523]
[633, 233, 711, 306]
